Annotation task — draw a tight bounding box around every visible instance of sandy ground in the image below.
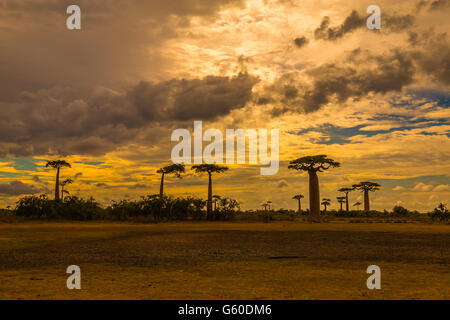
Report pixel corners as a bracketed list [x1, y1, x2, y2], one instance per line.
[0, 220, 449, 299]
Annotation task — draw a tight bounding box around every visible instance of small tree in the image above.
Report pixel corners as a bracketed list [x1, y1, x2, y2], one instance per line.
[191, 164, 228, 220]
[353, 202, 362, 211]
[352, 182, 380, 212]
[292, 194, 304, 213]
[336, 196, 346, 211]
[338, 187, 353, 212]
[60, 178, 74, 202]
[288, 155, 340, 222]
[321, 198, 331, 213]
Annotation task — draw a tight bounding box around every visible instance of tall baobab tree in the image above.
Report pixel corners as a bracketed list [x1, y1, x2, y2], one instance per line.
[157, 164, 185, 196]
[336, 196, 346, 211]
[353, 202, 362, 211]
[321, 198, 331, 213]
[292, 194, 304, 213]
[288, 155, 340, 222]
[267, 201, 272, 211]
[352, 181, 380, 212]
[60, 178, 73, 202]
[191, 164, 228, 220]
[45, 160, 71, 201]
[338, 187, 353, 212]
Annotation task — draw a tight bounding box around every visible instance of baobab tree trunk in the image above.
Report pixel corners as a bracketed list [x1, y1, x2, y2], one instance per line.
[298, 199, 301, 213]
[159, 172, 165, 196]
[55, 167, 60, 201]
[61, 186, 65, 202]
[340, 202, 343, 211]
[207, 173, 213, 220]
[345, 193, 349, 212]
[324, 204, 327, 213]
[308, 170, 320, 222]
[364, 189, 370, 212]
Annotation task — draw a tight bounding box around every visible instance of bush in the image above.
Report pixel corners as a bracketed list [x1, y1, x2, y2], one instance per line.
[15, 194, 103, 220]
[429, 203, 449, 222]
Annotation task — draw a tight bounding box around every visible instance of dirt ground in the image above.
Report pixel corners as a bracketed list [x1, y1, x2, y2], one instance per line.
[0, 221, 449, 299]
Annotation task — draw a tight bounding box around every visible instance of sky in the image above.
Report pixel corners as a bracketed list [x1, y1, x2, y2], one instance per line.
[0, 0, 449, 211]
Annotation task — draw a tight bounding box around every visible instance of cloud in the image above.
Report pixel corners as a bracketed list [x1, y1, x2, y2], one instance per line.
[277, 179, 289, 188]
[393, 186, 405, 191]
[313, 10, 415, 42]
[314, 11, 366, 41]
[412, 182, 434, 192]
[0, 180, 40, 196]
[433, 184, 450, 192]
[0, 73, 257, 157]
[293, 37, 308, 48]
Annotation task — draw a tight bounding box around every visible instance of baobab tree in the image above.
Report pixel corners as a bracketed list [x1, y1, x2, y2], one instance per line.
[353, 202, 362, 211]
[60, 178, 73, 202]
[337, 196, 346, 211]
[288, 155, 340, 222]
[292, 194, 304, 213]
[191, 164, 228, 220]
[338, 187, 353, 212]
[352, 181, 380, 212]
[45, 160, 71, 201]
[321, 198, 331, 213]
[267, 201, 272, 211]
[157, 164, 185, 196]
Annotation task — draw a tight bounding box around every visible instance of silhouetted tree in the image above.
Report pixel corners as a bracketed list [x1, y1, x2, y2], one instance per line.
[191, 164, 228, 220]
[352, 181, 380, 212]
[337, 196, 346, 211]
[45, 160, 71, 201]
[292, 194, 304, 213]
[353, 202, 362, 211]
[267, 201, 272, 211]
[321, 198, 331, 213]
[338, 187, 353, 212]
[60, 178, 73, 202]
[157, 164, 185, 196]
[288, 155, 340, 222]
[213, 195, 221, 211]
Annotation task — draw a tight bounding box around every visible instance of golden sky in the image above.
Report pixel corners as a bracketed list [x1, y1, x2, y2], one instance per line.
[0, 0, 449, 211]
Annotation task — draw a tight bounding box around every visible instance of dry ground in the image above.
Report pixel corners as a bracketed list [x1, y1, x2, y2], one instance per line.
[0, 221, 449, 299]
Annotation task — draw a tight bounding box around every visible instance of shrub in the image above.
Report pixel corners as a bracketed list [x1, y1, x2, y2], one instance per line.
[429, 203, 449, 222]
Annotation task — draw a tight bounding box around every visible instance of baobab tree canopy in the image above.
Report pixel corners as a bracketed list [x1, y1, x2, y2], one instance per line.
[288, 155, 340, 172]
[157, 163, 185, 177]
[352, 181, 381, 191]
[192, 164, 228, 174]
[45, 160, 71, 169]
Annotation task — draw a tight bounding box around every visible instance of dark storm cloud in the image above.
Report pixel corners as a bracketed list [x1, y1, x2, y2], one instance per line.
[314, 11, 366, 41]
[301, 50, 415, 112]
[264, 31, 450, 114]
[0, 73, 257, 157]
[313, 10, 415, 41]
[0, 0, 245, 100]
[0, 180, 40, 196]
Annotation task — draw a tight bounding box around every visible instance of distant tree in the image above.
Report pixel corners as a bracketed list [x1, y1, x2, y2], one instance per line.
[157, 164, 185, 196]
[352, 182, 380, 212]
[336, 196, 346, 211]
[60, 178, 74, 202]
[191, 164, 228, 220]
[45, 160, 71, 201]
[338, 187, 353, 212]
[321, 198, 331, 213]
[267, 201, 272, 211]
[292, 194, 304, 213]
[213, 195, 221, 211]
[353, 202, 362, 211]
[288, 155, 340, 222]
